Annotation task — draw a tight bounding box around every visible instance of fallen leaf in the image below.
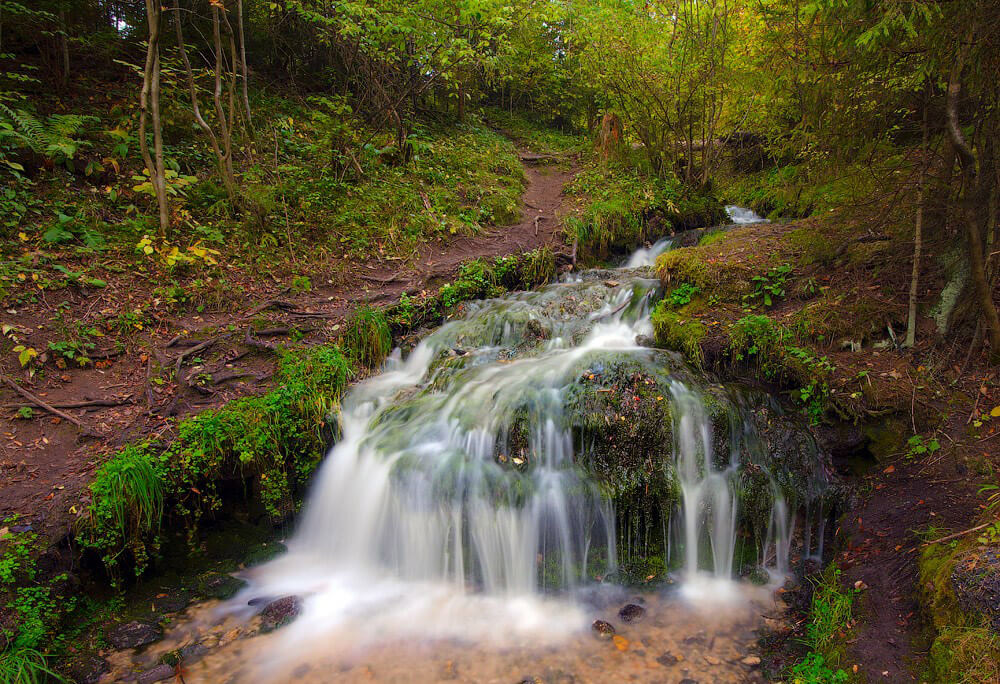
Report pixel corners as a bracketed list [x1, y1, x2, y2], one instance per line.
[612, 635, 629, 651]
[883, 465, 895, 474]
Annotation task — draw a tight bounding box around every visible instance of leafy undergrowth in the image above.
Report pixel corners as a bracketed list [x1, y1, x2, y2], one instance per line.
[918, 515, 1000, 683]
[481, 107, 586, 159]
[564, 154, 726, 264]
[787, 568, 858, 684]
[649, 213, 939, 425]
[1, 89, 526, 310]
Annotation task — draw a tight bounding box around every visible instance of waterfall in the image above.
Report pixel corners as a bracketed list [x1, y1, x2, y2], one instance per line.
[229, 242, 830, 660]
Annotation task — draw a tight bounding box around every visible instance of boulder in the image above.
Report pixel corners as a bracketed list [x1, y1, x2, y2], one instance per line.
[107, 620, 161, 650]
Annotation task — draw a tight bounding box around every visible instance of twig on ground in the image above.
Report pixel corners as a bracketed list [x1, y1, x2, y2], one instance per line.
[1, 374, 99, 437]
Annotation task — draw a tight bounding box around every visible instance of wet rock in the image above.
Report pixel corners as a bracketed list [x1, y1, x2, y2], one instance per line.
[656, 653, 679, 667]
[292, 664, 312, 678]
[107, 620, 162, 650]
[952, 547, 1000, 632]
[741, 655, 762, 667]
[679, 679, 698, 684]
[198, 571, 247, 600]
[260, 595, 301, 631]
[591, 619, 616, 639]
[618, 603, 646, 623]
[64, 654, 108, 684]
[137, 664, 175, 684]
[518, 678, 543, 684]
[151, 590, 190, 613]
[704, 655, 721, 665]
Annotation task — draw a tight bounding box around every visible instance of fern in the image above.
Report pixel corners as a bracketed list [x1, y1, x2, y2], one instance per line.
[0, 102, 47, 153]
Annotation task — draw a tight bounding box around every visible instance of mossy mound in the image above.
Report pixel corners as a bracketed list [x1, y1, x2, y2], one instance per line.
[651, 302, 706, 366]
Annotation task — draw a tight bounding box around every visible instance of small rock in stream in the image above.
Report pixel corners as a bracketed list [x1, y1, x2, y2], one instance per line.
[618, 603, 646, 623]
[591, 619, 616, 639]
[137, 663, 175, 684]
[198, 572, 247, 600]
[655, 652, 679, 667]
[107, 620, 162, 650]
[260, 595, 301, 631]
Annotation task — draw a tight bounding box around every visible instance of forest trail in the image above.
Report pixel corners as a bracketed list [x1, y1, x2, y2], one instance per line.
[0, 149, 580, 542]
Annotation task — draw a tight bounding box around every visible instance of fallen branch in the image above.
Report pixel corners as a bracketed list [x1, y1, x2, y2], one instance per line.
[1, 374, 99, 437]
[242, 299, 298, 319]
[174, 334, 231, 379]
[4, 399, 130, 411]
[923, 520, 997, 546]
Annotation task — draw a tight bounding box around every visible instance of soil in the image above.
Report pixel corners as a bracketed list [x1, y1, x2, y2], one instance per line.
[836, 418, 992, 681]
[0, 151, 578, 544]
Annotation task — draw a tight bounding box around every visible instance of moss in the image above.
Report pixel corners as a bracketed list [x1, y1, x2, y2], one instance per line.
[698, 229, 729, 247]
[651, 302, 706, 365]
[918, 535, 1000, 683]
[83, 344, 353, 579]
[655, 248, 710, 289]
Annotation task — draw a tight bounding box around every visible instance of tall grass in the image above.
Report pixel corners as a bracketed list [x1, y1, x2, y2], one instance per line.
[342, 305, 392, 368]
[0, 647, 66, 684]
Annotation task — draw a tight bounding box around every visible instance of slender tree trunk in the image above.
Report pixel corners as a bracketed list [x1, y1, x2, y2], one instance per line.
[235, 0, 252, 131]
[139, 0, 169, 237]
[173, 0, 237, 203]
[59, 8, 69, 88]
[211, 6, 236, 190]
[905, 101, 929, 348]
[948, 65, 1000, 363]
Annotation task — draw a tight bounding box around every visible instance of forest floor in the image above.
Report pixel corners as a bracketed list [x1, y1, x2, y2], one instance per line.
[0, 150, 578, 544]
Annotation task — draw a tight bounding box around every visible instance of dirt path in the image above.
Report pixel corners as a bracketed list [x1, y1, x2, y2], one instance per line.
[837, 429, 983, 680]
[0, 152, 579, 542]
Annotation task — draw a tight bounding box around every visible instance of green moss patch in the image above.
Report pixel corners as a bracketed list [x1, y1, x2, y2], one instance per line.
[651, 303, 706, 366]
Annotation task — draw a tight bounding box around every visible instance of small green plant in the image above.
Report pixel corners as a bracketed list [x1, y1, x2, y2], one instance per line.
[16, 406, 33, 419]
[667, 282, 698, 308]
[729, 314, 787, 376]
[47, 339, 95, 367]
[789, 652, 849, 684]
[744, 263, 792, 308]
[906, 434, 941, 460]
[976, 520, 1000, 545]
[291, 275, 312, 293]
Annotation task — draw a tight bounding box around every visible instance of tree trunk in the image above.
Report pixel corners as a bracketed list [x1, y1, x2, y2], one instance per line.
[235, 0, 252, 132]
[905, 100, 929, 348]
[139, 0, 169, 237]
[174, 0, 237, 203]
[948, 66, 1000, 363]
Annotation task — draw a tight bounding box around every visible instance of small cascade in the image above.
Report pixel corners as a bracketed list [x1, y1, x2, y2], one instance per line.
[624, 237, 673, 268]
[725, 205, 769, 224]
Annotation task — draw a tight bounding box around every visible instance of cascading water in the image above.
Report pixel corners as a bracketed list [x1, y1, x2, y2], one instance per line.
[725, 204, 769, 224]
[190, 237, 834, 680]
[624, 237, 673, 268]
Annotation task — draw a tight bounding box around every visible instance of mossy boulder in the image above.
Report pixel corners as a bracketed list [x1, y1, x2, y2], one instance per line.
[651, 302, 706, 366]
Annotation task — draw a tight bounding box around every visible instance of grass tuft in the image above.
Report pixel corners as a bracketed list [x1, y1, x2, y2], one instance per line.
[342, 305, 392, 368]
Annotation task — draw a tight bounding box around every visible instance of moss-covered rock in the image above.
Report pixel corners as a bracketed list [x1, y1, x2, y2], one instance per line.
[651, 302, 706, 366]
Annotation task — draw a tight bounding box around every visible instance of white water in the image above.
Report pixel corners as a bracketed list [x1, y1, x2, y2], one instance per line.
[725, 204, 769, 224]
[624, 237, 673, 268]
[225, 244, 824, 671]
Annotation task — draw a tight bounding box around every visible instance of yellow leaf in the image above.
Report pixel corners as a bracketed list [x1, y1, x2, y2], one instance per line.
[990, 406, 1000, 417]
[612, 635, 629, 651]
[18, 232, 27, 241]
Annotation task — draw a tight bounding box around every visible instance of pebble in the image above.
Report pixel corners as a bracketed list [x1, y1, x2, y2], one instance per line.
[618, 603, 646, 623]
[656, 653, 679, 667]
[742, 655, 762, 666]
[591, 619, 616, 639]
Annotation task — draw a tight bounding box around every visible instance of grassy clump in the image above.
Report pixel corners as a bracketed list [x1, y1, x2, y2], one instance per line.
[787, 567, 855, 683]
[655, 248, 711, 290]
[342, 306, 392, 368]
[651, 301, 706, 365]
[918, 531, 1000, 683]
[0, 646, 64, 684]
[83, 344, 353, 578]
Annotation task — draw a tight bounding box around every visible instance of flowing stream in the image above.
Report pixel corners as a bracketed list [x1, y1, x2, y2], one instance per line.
[107, 214, 833, 683]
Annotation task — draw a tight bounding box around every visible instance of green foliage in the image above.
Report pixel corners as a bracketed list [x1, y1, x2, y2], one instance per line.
[342, 306, 392, 368]
[667, 283, 698, 308]
[698, 229, 729, 247]
[83, 344, 353, 577]
[787, 568, 854, 682]
[729, 314, 788, 377]
[0, 646, 65, 684]
[906, 434, 941, 460]
[744, 264, 792, 309]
